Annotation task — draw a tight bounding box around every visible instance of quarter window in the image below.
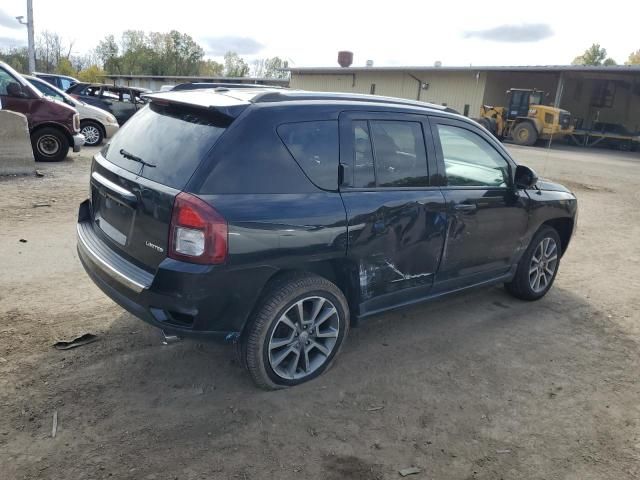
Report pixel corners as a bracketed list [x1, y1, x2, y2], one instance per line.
[278, 120, 340, 190]
[437, 125, 509, 187]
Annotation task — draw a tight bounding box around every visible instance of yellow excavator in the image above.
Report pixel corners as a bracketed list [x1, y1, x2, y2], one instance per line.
[477, 88, 573, 146]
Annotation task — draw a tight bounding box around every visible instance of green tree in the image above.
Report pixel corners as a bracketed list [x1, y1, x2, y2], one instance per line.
[96, 34, 120, 73]
[199, 59, 224, 76]
[627, 49, 640, 65]
[263, 57, 289, 79]
[96, 30, 205, 76]
[224, 51, 249, 77]
[55, 57, 76, 76]
[77, 65, 106, 83]
[572, 43, 616, 66]
[0, 47, 29, 72]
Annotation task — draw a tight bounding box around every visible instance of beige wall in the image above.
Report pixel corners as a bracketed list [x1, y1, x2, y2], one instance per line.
[290, 70, 487, 116]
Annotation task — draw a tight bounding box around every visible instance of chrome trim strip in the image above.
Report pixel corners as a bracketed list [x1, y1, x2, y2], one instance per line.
[77, 223, 149, 293]
[91, 171, 137, 202]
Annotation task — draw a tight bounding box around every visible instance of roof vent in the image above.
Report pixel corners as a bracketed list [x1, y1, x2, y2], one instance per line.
[338, 51, 353, 68]
[366, 60, 374, 67]
[434, 61, 442, 67]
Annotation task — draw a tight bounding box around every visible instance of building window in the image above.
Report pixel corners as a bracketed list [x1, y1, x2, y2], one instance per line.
[370, 83, 376, 95]
[591, 80, 616, 108]
[463, 104, 470, 117]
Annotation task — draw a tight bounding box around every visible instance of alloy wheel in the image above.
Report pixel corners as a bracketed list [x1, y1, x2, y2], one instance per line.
[529, 237, 558, 293]
[81, 125, 101, 146]
[268, 296, 340, 380]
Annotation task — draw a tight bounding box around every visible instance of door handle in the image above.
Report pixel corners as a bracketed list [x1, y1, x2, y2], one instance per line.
[454, 203, 477, 212]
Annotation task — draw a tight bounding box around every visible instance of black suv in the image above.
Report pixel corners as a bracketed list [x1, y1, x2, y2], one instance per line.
[77, 89, 577, 389]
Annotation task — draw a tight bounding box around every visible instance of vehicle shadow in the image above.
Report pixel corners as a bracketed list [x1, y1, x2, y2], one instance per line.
[93, 282, 629, 397]
[8, 282, 639, 480]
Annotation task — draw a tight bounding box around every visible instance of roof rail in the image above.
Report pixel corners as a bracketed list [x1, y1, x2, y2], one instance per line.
[251, 90, 458, 113]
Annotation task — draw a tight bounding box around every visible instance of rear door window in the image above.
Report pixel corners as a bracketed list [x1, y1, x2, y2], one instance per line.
[277, 120, 339, 190]
[370, 121, 428, 187]
[103, 103, 230, 189]
[344, 119, 429, 188]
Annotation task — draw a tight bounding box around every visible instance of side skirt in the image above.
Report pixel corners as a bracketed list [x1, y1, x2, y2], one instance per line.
[355, 264, 517, 322]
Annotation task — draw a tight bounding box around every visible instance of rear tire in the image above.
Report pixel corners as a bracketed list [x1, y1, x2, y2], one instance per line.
[505, 226, 561, 300]
[31, 127, 69, 162]
[512, 122, 538, 146]
[80, 120, 104, 147]
[242, 273, 350, 390]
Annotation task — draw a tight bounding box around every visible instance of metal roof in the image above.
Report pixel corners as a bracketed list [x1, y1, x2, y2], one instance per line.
[101, 74, 289, 84]
[288, 65, 640, 74]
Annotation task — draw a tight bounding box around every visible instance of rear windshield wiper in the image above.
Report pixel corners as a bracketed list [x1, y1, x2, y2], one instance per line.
[119, 148, 156, 168]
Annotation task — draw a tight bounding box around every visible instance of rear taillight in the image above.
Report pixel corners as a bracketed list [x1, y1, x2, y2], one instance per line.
[168, 192, 228, 265]
[73, 113, 80, 132]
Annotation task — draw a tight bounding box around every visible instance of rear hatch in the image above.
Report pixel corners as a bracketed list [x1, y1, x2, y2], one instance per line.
[89, 93, 248, 271]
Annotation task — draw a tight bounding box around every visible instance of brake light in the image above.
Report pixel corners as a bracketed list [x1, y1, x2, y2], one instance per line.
[168, 192, 228, 265]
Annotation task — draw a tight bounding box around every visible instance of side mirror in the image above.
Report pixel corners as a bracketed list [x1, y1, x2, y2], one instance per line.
[514, 165, 538, 189]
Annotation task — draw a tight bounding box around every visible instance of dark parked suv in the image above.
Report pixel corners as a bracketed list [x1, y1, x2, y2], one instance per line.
[77, 88, 577, 389]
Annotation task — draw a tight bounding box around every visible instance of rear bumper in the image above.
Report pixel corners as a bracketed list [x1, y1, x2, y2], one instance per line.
[72, 133, 85, 152]
[76, 200, 272, 339]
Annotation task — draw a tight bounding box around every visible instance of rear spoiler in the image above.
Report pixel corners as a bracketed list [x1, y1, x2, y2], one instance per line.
[143, 91, 250, 120]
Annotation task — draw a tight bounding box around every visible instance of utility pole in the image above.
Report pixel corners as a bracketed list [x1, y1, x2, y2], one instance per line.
[16, 0, 36, 72]
[27, 0, 35, 72]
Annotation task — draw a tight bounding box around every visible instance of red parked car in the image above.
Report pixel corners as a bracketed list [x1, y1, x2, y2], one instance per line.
[0, 61, 84, 162]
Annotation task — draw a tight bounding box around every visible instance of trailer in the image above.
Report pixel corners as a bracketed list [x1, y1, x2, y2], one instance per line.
[569, 124, 640, 151]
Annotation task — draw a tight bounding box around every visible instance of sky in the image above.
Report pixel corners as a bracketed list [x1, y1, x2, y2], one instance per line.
[1, 0, 639, 68]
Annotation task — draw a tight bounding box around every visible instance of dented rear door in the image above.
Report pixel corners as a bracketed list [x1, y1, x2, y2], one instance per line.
[338, 111, 447, 316]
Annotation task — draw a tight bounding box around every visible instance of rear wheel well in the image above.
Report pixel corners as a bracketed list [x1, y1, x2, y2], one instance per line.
[541, 217, 574, 256]
[242, 261, 358, 334]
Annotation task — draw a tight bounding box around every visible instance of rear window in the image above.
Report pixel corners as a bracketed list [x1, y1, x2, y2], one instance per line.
[103, 103, 229, 189]
[277, 120, 339, 190]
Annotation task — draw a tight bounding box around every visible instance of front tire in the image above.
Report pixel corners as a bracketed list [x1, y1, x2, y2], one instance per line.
[512, 122, 538, 146]
[505, 226, 561, 300]
[242, 273, 350, 390]
[80, 120, 104, 147]
[31, 127, 69, 162]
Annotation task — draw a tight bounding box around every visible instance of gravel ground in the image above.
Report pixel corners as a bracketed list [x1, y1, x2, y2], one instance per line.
[0, 144, 639, 480]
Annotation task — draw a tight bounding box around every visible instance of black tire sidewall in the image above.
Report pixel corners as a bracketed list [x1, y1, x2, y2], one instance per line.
[32, 128, 69, 162]
[244, 274, 350, 389]
[512, 227, 561, 300]
[513, 122, 537, 146]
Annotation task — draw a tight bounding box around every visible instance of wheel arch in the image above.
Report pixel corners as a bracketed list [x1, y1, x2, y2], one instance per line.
[31, 122, 73, 147]
[239, 258, 360, 335]
[540, 217, 574, 257]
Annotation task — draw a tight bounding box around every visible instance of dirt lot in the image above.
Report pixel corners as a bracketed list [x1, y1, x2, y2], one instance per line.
[1, 144, 639, 480]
